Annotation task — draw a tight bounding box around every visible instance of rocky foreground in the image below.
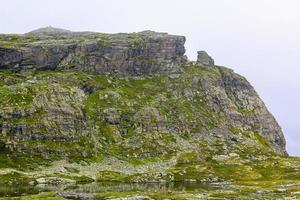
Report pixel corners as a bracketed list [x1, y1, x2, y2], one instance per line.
[0, 27, 299, 199]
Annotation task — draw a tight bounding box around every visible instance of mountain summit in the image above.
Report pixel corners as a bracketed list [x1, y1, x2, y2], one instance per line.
[26, 26, 72, 36]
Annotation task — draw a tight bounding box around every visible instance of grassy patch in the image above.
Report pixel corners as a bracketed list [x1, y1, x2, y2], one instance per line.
[97, 171, 128, 182]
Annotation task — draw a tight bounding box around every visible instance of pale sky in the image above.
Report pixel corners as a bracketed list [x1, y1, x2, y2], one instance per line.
[1, 0, 299, 155]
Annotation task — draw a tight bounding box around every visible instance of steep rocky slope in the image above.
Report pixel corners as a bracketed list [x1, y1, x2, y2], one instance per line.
[0, 28, 299, 199]
[0, 27, 186, 75]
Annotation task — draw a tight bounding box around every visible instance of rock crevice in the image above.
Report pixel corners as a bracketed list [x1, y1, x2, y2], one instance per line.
[0, 29, 186, 75]
[0, 28, 287, 159]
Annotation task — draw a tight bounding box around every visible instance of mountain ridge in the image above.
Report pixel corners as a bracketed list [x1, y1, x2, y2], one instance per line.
[0, 27, 298, 199]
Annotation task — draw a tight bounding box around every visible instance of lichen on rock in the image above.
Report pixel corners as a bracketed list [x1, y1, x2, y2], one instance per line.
[0, 28, 293, 193]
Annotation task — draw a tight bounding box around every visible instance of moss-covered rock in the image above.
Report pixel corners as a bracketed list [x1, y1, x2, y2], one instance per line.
[0, 29, 295, 199]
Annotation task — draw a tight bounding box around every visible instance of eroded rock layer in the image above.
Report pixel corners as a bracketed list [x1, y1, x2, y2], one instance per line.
[0, 29, 186, 75]
[0, 28, 288, 185]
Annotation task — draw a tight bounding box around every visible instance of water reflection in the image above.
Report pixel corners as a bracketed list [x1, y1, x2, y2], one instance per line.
[0, 181, 225, 197]
[71, 182, 220, 193]
[0, 185, 43, 197]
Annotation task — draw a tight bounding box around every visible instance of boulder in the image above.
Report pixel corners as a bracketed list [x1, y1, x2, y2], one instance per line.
[197, 51, 215, 69]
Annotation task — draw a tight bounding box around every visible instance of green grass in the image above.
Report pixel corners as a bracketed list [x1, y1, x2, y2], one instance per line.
[0, 172, 34, 186]
[0, 64, 292, 185]
[97, 171, 128, 182]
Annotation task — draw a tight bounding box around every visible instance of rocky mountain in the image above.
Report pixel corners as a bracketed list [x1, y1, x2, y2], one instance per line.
[0, 29, 186, 75]
[0, 28, 299, 199]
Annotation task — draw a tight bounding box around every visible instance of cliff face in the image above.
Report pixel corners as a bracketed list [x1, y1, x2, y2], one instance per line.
[0, 28, 288, 184]
[0, 29, 186, 75]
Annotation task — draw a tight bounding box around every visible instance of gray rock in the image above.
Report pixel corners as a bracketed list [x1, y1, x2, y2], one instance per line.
[196, 51, 215, 68]
[217, 67, 286, 154]
[103, 108, 122, 125]
[58, 192, 94, 200]
[36, 177, 76, 185]
[0, 28, 186, 76]
[0, 28, 288, 161]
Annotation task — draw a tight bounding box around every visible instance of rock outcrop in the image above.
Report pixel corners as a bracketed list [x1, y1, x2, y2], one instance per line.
[197, 51, 215, 68]
[0, 28, 288, 184]
[0, 29, 186, 75]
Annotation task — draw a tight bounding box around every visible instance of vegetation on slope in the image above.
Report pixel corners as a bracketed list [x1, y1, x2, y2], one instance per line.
[0, 64, 298, 199]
